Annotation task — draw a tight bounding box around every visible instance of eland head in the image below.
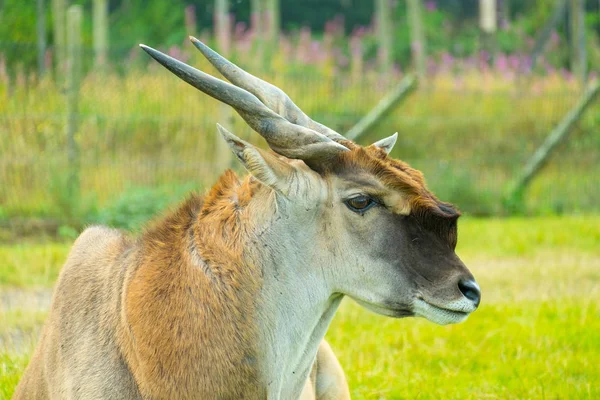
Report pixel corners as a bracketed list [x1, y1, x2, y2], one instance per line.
[140, 37, 480, 326]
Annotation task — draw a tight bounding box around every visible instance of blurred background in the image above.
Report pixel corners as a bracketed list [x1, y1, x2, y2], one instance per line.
[1, 2, 600, 399]
[1, 0, 599, 238]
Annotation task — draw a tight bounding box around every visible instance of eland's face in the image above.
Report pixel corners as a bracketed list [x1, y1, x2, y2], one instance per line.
[280, 143, 480, 325]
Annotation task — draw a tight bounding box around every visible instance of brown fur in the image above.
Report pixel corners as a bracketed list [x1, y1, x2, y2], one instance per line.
[117, 182, 263, 399]
[14, 170, 347, 399]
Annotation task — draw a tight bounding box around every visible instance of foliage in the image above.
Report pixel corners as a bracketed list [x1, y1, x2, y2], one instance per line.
[0, 64, 597, 222]
[424, 165, 499, 216]
[92, 183, 199, 231]
[2, 0, 600, 73]
[1, 217, 599, 398]
[0, 1, 599, 227]
[0, 0, 42, 73]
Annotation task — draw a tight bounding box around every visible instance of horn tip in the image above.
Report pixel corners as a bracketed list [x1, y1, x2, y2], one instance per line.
[189, 36, 202, 46]
[139, 44, 156, 56]
[216, 123, 230, 135]
[216, 123, 246, 145]
[189, 36, 210, 53]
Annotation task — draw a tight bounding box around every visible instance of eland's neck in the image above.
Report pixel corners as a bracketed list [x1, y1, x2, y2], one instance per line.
[194, 176, 342, 398]
[254, 220, 343, 399]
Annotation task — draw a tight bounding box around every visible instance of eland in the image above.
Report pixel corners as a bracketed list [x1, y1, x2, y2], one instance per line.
[14, 37, 480, 400]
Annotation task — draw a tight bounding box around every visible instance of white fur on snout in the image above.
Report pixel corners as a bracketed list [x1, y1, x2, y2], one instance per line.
[413, 299, 473, 325]
[439, 297, 478, 313]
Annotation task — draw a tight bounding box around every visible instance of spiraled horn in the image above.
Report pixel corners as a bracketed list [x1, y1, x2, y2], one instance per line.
[140, 44, 348, 166]
[189, 36, 346, 142]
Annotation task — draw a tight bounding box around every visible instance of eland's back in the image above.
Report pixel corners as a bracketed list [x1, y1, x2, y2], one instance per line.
[14, 226, 142, 399]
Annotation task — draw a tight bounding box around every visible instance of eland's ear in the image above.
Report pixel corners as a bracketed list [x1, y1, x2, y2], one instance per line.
[372, 132, 398, 154]
[217, 124, 294, 194]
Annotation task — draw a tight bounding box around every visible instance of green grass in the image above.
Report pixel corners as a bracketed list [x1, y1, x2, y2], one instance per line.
[0, 310, 46, 399]
[458, 215, 600, 258]
[0, 352, 30, 400]
[0, 242, 70, 288]
[330, 300, 599, 399]
[0, 216, 599, 398]
[327, 216, 600, 399]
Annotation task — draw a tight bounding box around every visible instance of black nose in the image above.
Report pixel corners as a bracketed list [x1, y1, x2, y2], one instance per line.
[458, 279, 481, 307]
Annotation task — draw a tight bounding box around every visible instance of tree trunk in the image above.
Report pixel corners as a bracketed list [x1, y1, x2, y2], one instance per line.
[251, 0, 265, 67]
[66, 5, 82, 207]
[265, 0, 280, 48]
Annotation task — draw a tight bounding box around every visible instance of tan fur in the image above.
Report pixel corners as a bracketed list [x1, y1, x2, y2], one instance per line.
[14, 172, 350, 399]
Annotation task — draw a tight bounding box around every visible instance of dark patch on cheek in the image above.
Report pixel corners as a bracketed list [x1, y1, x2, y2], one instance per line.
[369, 211, 460, 283]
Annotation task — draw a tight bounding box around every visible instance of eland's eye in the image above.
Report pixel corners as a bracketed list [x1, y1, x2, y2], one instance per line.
[344, 196, 377, 213]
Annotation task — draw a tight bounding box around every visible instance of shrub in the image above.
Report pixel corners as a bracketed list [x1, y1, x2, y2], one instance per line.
[91, 183, 199, 231]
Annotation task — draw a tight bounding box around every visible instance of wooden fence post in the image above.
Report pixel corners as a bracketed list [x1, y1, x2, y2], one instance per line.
[265, 0, 280, 48]
[251, 0, 265, 67]
[185, 5, 197, 37]
[215, 0, 231, 56]
[214, 0, 233, 172]
[346, 76, 417, 141]
[37, 0, 47, 77]
[93, 0, 109, 70]
[569, 0, 587, 86]
[510, 81, 600, 200]
[376, 0, 393, 75]
[406, 0, 426, 81]
[66, 5, 82, 203]
[479, 0, 497, 56]
[52, 0, 66, 84]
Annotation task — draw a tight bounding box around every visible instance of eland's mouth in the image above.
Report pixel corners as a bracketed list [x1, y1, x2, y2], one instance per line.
[413, 298, 473, 325]
[349, 294, 477, 324]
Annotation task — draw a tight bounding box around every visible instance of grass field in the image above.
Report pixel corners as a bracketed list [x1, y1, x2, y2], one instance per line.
[1, 216, 599, 399]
